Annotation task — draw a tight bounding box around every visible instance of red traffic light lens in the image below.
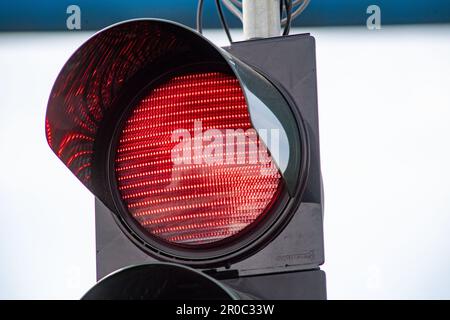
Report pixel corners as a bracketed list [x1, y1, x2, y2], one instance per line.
[114, 71, 282, 246]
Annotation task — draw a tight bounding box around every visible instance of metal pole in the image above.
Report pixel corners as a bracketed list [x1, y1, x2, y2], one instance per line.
[242, 0, 281, 40]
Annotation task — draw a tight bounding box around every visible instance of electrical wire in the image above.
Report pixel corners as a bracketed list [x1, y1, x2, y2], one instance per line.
[221, 0, 243, 21]
[215, 0, 233, 44]
[283, 0, 292, 36]
[197, 0, 233, 43]
[196, 0, 309, 40]
[228, 0, 242, 8]
[218, 0, 310, 28]
[282, 0, 310, 26]
[196, 0, 204, 33]
[291, 0, 310, 19]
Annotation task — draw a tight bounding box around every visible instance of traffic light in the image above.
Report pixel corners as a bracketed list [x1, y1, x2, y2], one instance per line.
[46, 19, 325, 299]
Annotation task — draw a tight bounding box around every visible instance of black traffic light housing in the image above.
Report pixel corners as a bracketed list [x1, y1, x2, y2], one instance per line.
[46, 19, 325, 299]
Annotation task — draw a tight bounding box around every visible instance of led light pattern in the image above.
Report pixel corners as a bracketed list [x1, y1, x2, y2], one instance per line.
[45, 22, 188, 186]
[115, 72, 282, 245]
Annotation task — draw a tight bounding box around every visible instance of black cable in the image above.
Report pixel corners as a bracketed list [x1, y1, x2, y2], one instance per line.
[196, 0, 204, 33]
[283, 0, 292, 36]
[197, 0, 302, 42]
[280, 0, 284, 18]
[215, 0, 233, 44]
[197, 0, 233, 44]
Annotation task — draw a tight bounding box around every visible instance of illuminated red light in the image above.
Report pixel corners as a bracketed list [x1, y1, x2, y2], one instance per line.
[115, 71, 282, 245]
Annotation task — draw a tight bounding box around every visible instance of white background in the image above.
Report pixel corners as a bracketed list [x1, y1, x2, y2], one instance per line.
[1, 25, 450, 299]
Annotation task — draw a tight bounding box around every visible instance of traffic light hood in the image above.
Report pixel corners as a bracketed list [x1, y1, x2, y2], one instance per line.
[82, 263, 249, 300]
[46, 19, 306, 210]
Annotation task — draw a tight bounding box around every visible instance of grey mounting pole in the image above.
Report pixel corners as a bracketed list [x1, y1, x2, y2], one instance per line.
[242, 0, 281, 40]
